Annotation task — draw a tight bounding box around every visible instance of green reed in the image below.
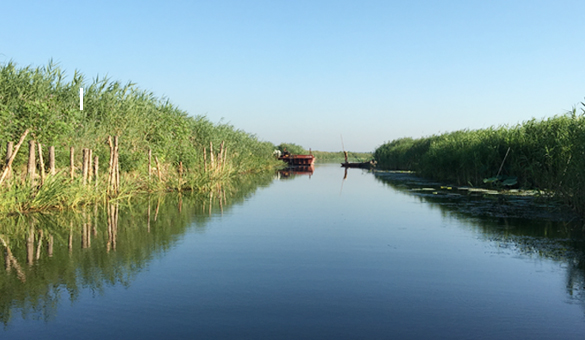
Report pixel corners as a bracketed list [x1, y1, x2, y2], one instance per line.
[374, 106, 585, 215]
[0, 60, 280, 215]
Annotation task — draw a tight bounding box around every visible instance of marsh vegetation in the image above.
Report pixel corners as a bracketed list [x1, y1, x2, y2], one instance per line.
[374, 107, 585, 216]
[0, 60, 279, 215]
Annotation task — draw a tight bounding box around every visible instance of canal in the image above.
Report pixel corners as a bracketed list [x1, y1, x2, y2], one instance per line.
[1, 164, 585, 339]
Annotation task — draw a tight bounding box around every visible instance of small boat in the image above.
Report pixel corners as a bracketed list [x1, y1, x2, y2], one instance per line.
[341, 160, 376, 169]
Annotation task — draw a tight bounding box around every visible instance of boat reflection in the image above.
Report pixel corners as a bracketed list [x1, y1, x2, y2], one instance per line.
[277, 165, 314, 179]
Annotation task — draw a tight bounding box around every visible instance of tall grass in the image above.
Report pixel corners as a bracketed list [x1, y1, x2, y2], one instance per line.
[374, 106, 585, 215]
[0, 60, 277, 174]
[0, 60, 280, 214]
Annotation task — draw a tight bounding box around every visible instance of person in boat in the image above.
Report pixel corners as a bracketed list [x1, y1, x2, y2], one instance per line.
[282, 148, 291, 157]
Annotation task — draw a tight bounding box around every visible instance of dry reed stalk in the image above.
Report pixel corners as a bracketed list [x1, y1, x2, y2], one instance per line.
[0, 129, 29, 186]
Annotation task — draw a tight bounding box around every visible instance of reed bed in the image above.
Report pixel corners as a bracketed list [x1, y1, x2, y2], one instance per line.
[0, 60, 280, 215]
[374, 107, 585, 215]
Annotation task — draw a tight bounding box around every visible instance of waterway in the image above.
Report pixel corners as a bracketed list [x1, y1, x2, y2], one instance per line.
[1, 164, 585, 339]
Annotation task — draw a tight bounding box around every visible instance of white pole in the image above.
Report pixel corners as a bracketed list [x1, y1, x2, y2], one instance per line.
[80, 88, 84, 110]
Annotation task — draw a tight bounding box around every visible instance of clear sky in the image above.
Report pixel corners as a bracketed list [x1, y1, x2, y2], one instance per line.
[1, 0, 584, 151]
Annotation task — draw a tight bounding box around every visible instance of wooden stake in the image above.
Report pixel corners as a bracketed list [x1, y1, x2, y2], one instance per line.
[27, 140, 36, 186]
[5, 141, 13, 181]
[222, 147, 228, 171]
[178, 161, 183, 189]
[94, 155, 99, 188]
[114, 136, 119, 192]
[0, 129, 29, 185]
[49, 146, 55, 176]
[203, 147, 207, 173]
[37, 142, 45, 186]
[210, 141, 215, 171]
[82, 148, 88, 185]
[155, 155, 162, 182]
[88, 149, 93, 183]
[148, 148, 152, 180]
[217, 141, 224, 173]
[70, 146, 75, 180]
[108, 136, 114, 192]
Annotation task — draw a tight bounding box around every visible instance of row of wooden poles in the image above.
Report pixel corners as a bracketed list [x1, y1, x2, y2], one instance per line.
[0, 129, 229, 194]
[0, 129, 121, 195]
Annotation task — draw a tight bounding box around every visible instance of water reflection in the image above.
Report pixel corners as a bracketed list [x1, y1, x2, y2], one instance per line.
[276, 165, 314, 179]
[0, 172, 273, 326]
[374, 170, 585, 308]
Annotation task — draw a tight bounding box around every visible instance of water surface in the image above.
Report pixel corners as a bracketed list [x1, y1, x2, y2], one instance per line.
[2, 164, 585, 339]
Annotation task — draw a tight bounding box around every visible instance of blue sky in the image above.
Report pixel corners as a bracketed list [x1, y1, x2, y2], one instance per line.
[2, 0, 584, 151]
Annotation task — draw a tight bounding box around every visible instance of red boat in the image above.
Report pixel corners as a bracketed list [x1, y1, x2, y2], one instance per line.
[278, 154, 315, 165]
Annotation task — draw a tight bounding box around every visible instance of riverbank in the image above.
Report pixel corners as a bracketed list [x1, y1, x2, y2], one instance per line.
[373, 108, 585, 216]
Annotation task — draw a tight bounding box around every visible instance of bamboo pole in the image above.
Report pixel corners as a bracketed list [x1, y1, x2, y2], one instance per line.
[0, 129, 29, 186]
[70, 146, 75, 180]
[27, 140, 36, 186]
[49, 146, 55, 176]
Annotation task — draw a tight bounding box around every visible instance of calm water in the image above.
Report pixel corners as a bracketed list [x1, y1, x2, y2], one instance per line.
[2, 164, 585, 339]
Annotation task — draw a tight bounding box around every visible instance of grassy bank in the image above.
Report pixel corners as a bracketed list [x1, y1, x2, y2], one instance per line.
[0, 60, 279, 214]
[311, 150, 373, 163]
[373, 107, 585, 215]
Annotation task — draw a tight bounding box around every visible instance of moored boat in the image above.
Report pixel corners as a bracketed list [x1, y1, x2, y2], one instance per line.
[278, 154, 315, 165]
[341, 160, 376, 169]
